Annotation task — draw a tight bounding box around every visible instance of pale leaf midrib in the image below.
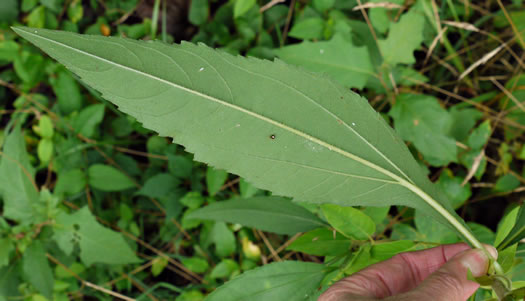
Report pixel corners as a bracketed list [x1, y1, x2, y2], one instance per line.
[20, 29, 406, 187]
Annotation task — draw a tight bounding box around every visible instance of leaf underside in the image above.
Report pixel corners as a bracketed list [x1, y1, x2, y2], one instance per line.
[187, 196, 327, 235]
[206, 261, 326, 301]
[13, 27, 469, 239]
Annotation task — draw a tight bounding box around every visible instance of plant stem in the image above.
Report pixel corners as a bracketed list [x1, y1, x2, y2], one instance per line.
[400, 181, 511, 299]
[400, 181, 505, 274]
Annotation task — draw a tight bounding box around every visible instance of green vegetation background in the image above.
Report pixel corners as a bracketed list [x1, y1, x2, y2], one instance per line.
[0, 0, 523, 300]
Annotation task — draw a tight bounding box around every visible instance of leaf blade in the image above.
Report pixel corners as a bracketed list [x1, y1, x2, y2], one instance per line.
[498, 205, 525, 250]
[13, 27, 477, 246]
[206, 261, 327, 301]
[187, 197, 326, 235]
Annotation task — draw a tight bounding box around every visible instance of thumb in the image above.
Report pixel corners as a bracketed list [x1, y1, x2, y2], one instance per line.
[400, 246, 498, 301]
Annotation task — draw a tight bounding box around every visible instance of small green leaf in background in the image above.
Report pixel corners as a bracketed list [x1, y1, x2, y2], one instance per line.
[34, 115, 54, 139]
[437, 169, 471, 209]
[287, 228, 351, 256]
[362, 206, 390, 225]
[0, 40, 20, 65]
[369, 0, 403, 34]
[239, 178, 259, 197]
[54, 168, 86, 196]
[209, 222, 236, 257]
[151, 257, 169, 277]
[275, 34, 374, 89]
[498, 243, 517, 272]
[379, 9, 425, 66]
[168, 154, 193, 179]
[496, 143, 513, 175]
[288, 17, 324, 40]
[343, 245, 372, 275]
[40, 0, 63, 13]
[180, 256, 209, 274]
[495, 205, 520, 247]
[0, 0, 19, 22]
[370, 240, 414, 261]
[493, 174, 520, 193]
[67, 0, 83, 23]
[312, 0, 335, 12]
[206, 261, 326, 301]
[206, 166, 228, 196]
[188, 197, 326, 235]
[467, 120, 491, 150]
[498, 205, 525, 250]
[26, 5, 46, 28]
[389, 93, 457, 166]
[180, 192, 204, 209]
[188, 0, 209, 26]
[52, 70, 83, 114]
[468, 222, 495, 245]
[176, 290, 205, 301]
[136, 173, 180, 199]
[322, 204, 375, 240]
[0, 126, 39, 223]
[13, 51, 45, 88]
[415, 210, 458, 243]
[53, 207, 141, 266]
[459, 149, 487, 181]
[37, 137, 53, 163]
[234, 0, 256, 19]
[23, 241, 54, 300]
[22, 0, 38, 13]
[87, 164, 135, 191]
[210, 259, 240, 279]
[0, 238, 13, 268]
[449, 107, 483, 142]
[72, 104, 105, 138]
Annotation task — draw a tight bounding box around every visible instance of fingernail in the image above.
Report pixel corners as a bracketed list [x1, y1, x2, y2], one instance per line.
[483, 245, 498, 259]
[459, 249, 490, 277]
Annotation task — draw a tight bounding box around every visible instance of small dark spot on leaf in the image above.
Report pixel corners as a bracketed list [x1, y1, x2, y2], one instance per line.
[270, 134, 276, 139]
[340, 96, 343, 99]
[337, 119, 343, 125]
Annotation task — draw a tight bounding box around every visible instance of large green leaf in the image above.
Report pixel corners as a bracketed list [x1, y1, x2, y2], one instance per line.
[0, 126, 39, 223]
[13, 27, 480, 247]
[187, 197, 326, 235]
[498, 205, 525, 250]
[206, 261, 327, 301]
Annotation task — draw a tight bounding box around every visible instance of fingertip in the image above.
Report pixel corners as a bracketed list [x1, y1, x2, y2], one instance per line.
[482, 244, 498, 259]
[458, 249, 491, 277]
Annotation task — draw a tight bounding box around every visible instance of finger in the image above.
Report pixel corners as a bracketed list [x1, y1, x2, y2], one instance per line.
[398, 246, 498, 301]
[318, 243, 472, 301]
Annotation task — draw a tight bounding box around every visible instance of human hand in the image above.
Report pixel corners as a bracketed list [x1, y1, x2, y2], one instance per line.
[319, 243, 498, 301]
